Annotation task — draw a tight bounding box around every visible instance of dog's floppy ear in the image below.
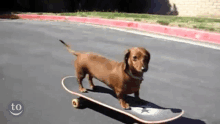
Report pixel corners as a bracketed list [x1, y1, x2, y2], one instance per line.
[146, 50, 151, 63]
[124, 49, 130, 71]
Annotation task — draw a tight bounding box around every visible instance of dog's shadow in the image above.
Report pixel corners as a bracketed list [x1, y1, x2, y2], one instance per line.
[85, 86, 206, 124]
[87, 85, 117, 98]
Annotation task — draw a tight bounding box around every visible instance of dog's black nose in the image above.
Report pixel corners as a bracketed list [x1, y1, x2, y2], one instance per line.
[141, 67, 148, 72]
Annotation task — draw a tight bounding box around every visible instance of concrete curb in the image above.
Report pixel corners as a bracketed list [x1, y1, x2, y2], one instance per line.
[17, 14, 220, 44]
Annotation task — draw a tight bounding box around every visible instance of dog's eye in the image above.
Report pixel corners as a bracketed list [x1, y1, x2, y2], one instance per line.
[133, 56, 137, 61]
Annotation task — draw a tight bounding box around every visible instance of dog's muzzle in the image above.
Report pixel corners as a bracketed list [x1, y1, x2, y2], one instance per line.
[141, 67, 148, 72]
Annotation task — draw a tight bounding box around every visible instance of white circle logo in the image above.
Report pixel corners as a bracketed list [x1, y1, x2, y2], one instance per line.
[8, 101, 24, 117]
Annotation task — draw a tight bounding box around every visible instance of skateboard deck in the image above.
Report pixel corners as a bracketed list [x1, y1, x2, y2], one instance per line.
[61, 76, 184, 124]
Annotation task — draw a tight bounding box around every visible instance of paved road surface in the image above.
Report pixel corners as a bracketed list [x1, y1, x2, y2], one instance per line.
[0, 19, 220, 124]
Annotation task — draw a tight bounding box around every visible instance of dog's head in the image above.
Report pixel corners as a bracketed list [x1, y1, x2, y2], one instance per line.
[124, 47, 150, 73]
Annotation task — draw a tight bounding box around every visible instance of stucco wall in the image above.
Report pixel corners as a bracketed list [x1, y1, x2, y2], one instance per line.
[168, 0, 220, 16]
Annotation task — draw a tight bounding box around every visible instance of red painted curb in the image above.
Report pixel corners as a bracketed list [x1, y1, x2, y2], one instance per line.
[18, 14, 66, 21]
[17, 14, 220, 44]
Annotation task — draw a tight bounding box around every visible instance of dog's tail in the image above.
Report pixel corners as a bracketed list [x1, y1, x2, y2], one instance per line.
[59, 40, 79, 56]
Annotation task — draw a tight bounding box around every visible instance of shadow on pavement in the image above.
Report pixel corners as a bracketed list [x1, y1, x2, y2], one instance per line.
[169, 117, 206, 124]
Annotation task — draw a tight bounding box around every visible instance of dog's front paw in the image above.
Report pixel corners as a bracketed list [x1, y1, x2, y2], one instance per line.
[79, 88, 87, 93]
[124, 103, 130, 110]
[90, 85, 97, 90]
[120, 101, 130, 110]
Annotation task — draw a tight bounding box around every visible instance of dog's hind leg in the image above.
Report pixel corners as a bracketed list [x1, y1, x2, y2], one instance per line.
[75, 68, 87, 93]
[77, 78, 87, 93]
[74, 59, 87, 93]
[87, 74, 95, 90]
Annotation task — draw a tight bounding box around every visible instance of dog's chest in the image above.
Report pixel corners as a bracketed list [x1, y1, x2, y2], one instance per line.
[123, 80, 141, 94]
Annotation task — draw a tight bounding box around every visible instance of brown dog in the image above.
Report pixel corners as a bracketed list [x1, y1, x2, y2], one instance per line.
[60, 40, 150, 109]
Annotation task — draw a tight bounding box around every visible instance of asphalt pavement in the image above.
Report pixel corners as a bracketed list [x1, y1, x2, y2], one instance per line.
[0, 19, 220, 124]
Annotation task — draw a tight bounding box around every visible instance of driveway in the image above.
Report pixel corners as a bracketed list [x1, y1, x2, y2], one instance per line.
[0, 19, 220, 124]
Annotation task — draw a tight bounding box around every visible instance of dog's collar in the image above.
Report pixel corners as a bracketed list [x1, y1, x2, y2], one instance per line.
[126, 70, 143, 81]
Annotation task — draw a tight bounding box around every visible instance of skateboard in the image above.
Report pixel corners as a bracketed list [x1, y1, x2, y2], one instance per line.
[61, 76, 184, 124]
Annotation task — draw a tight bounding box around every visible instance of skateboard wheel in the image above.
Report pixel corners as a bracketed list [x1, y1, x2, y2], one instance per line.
[72, 97, 87, 108]
[72, 98, 81, 108]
